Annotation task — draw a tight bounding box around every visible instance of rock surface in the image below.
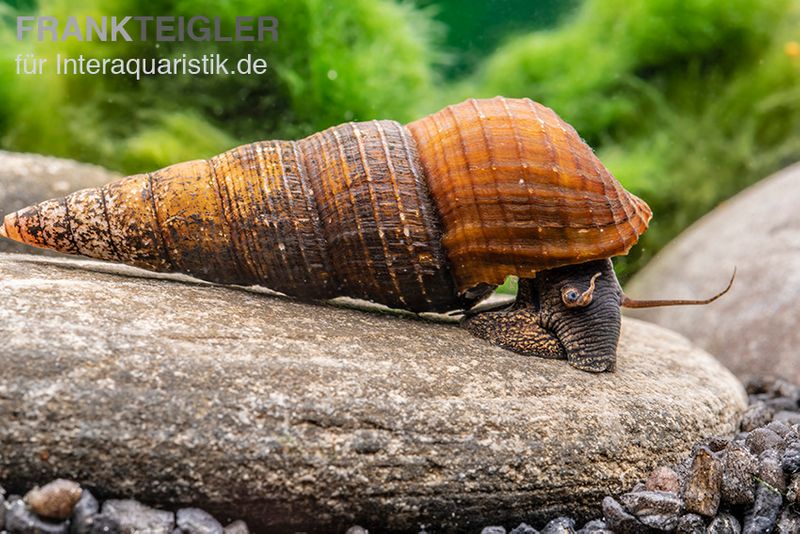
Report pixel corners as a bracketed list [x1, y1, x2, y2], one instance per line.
[0, 253, 747, 532]
[0, 150, 117, 255]
[625, 162, 800, 383]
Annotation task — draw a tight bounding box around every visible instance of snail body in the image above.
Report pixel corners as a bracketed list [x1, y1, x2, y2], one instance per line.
[4, 97, 726, 372]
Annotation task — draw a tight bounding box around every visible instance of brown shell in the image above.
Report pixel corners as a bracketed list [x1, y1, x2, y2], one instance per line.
[407, 96, 651, 292]
[1, 97, 650, 311]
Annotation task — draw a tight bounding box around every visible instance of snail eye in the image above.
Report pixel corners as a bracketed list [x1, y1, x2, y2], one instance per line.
[563, 288, 579, 303]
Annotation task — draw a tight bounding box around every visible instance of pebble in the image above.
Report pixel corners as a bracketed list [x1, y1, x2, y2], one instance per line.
[742, 482, 782, 534]
[222, 520, 250, 534]
[24, 479, 82, 520]
[721, 442, 758, 505]
[675, 513, 705, 533]
[540, 517, 574, 533]
[644, 466, 681, 494]
[601, 496, 643, 534]
[707, 513, 741, 534]
[782, 439, 800, 473]
[746, 427, 785, 455]
[5, 498, 69, 534]
[787, 474, 800, 504]
[776, 509, 800, 534]
[175, 508, 223, 534]
[683, 446, 722, 516]
[574, 519, 610, 534]
[101, 500, 174, 534]
[619, 490, 682, 530]
[740, 401, 774, 431]
[759, 449, 787, 491]
[774, 410, 800, 426]
[480, 527, 506, 534]
[88, 514, 121, 534]
[508, 523, 538, 534]
[70, 490, 99, 534]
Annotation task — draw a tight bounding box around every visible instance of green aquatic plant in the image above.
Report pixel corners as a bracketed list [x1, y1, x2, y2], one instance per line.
[0, 0, 441, 173]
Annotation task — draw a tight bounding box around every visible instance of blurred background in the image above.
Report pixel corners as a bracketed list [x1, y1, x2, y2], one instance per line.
[0, 0, 799, 280]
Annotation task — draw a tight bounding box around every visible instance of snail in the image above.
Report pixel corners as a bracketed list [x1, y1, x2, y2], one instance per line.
[0, 96, 733, 372]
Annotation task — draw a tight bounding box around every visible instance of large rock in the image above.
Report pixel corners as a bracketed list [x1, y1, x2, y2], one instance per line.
[0, 150, 117, 255]
[625, 163, 800, 383]
[0, 253, 746, 532]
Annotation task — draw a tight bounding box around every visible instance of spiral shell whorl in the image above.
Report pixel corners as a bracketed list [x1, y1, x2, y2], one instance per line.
[407, 96, 652, 292]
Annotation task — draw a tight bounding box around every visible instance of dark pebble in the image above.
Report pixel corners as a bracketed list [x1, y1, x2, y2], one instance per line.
[776, 508, 800, 534]
[675, 513, 705, 534]
[683, 446, 722, 516]
[575, 519, 611, 534]
[88, 514, 120, 534]
[509, 523, 538, 534]
[759, 449, 787, 491]
[746, 427, 785, 455]
[176, 508, 223, 534]
[5, 498, 69, 534]
[644, 466, 681, 494]
[774, 411, 800, 426]
[707, 513, 741, 534]
[721, 442, 758, 505]
[742, 482, 782, 534]
[480, 527, 506, 534]
[102, 500, 173, 534]
[782, 439, 800, 473]
[222, 520, 250, 534]
[766, 421, 792, 438]
[540, 517, 574, 534]
[601, 496, 644, 534]
[70, 490, 99, 534]
[788, 473, 800, 504]
[619, 490, 682, 530]
[0, 490, 6, 530]
[740, 402, 774, 431]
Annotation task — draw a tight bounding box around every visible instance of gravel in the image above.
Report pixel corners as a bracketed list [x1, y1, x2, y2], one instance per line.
[1, 376, 797, 533]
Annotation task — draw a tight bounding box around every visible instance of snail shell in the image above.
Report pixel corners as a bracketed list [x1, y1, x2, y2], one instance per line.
[1, 97, 651, 312]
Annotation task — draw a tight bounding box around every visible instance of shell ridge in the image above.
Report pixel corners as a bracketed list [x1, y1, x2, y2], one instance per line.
[98, 185, 123, 262]
[145, 172, 178, 272]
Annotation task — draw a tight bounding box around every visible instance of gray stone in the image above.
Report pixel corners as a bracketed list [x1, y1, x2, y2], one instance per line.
[540, 517, 575, 534]
[0, 254, 747, 532]
[101, 500, 173, 534]
[24, 479, 82, 521]
[5, 498, 69, 534]
[575, 519, 610, 534]
[625, 163, 800, 383]
[788, 474, 800, 504]
[742, 482, 782, 534]
[601, 497, 644, 534]
[758, 450, 786, 492]
[776, 508, 800, 534]
[683, 446, 722, 516]
[222, 521, 249, 534]
[175, 508, 223, 534]
[70, 490, 99, 534]
[783, 439, 800, 473]
[346, 527, 370, 534]
[721, 442, 758, 506]
[740, 402, 774, 432]
[746, 428, 785, 456]
[88, 514, 120, 534]
[675, 513, 705, 534]
[0, 151, 117, 255]
[707, 514, 741, 534]
[619, 490, 682, 530]
[509, 523, 539, 534]
[775, 411, 800, 426]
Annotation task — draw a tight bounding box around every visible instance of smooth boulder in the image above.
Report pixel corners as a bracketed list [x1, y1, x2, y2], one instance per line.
[0, 253, 747, 532]
[625, 162, 800, 383]
[0, 150, 117, 255]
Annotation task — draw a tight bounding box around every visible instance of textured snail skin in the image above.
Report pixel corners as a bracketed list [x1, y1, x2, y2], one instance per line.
[0, 97, 650, 372]
[463, 259, 622, 372]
